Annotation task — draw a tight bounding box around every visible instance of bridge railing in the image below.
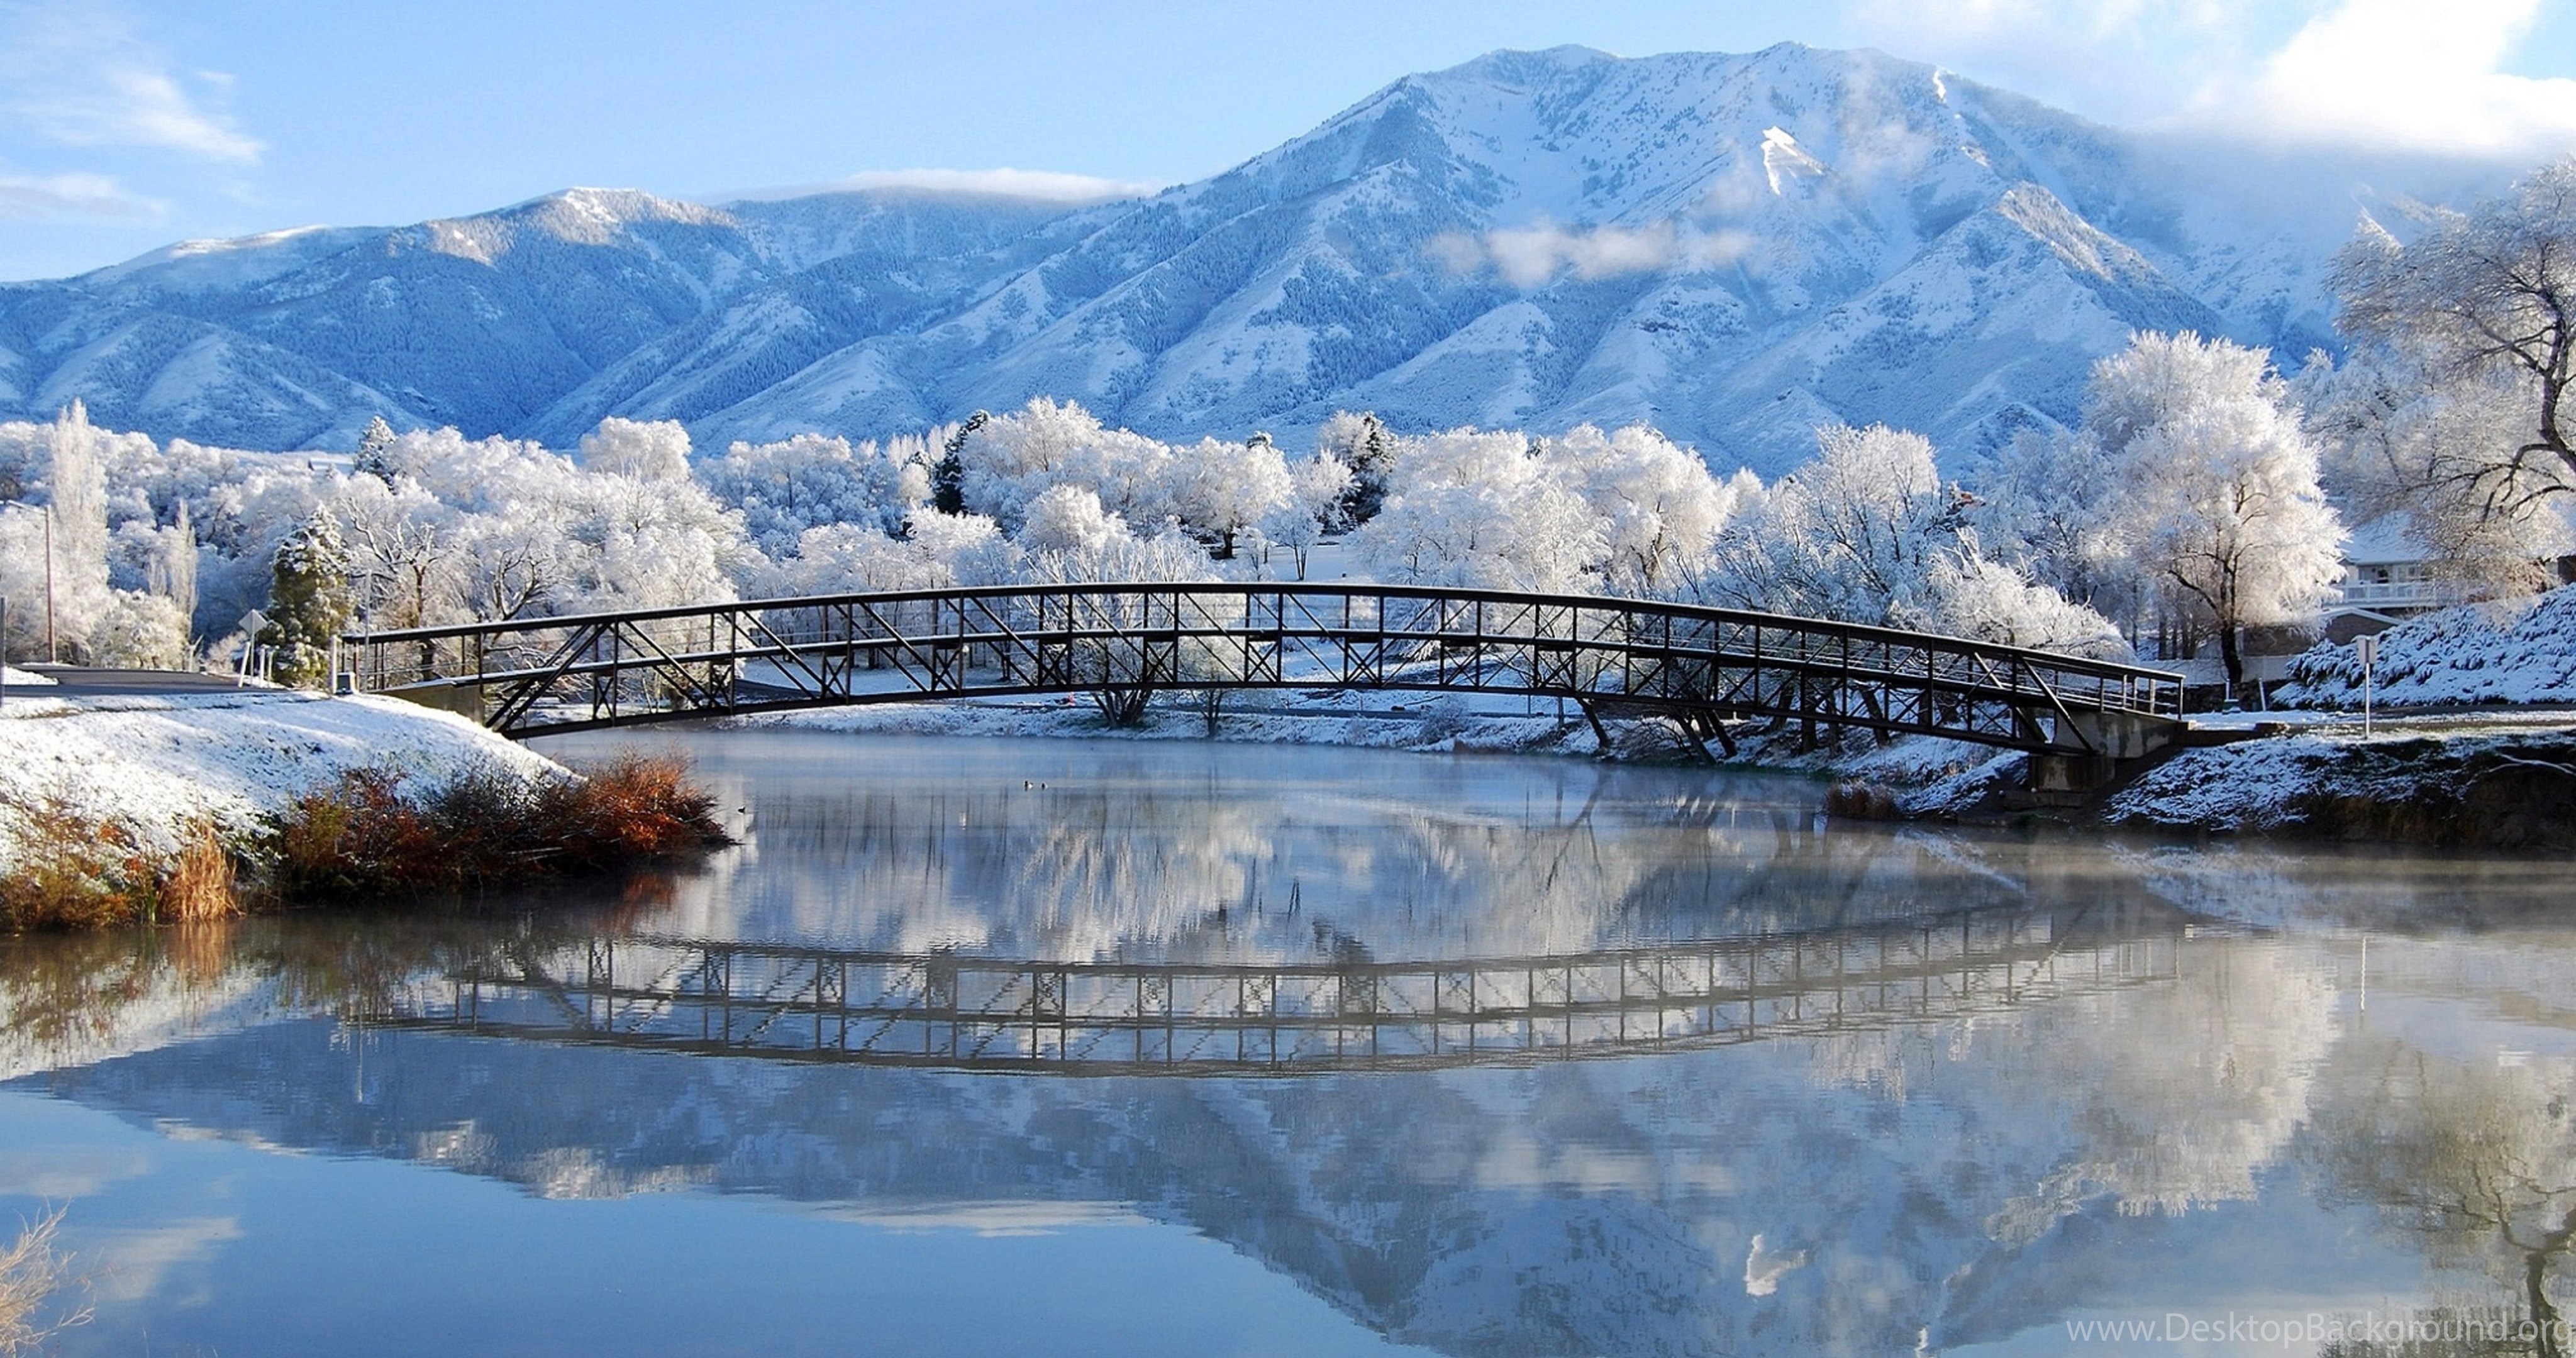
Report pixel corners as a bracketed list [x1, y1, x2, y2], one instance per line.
[382, 906, 2184, 1074]
[344, 582, 2182, 751]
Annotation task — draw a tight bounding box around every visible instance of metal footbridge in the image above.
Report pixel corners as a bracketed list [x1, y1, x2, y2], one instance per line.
[345, 582, 2183, 758]
[380, 903, 2188, 1076]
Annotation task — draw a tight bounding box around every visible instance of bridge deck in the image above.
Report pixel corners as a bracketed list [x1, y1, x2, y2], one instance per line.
[345, 582, 2183, 755]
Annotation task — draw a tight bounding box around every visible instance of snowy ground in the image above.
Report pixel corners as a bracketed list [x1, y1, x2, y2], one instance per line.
[2095, 717, 2576, 847]
[0, 666, 53, 688]
[745, 688, 1604, 759]
[2279, 585, 2576, 707]
[0, 687, 565, 868]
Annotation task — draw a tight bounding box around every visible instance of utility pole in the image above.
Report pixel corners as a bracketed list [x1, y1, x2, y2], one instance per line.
[42, 504, 56, 664]
[2357, 632, 2380, 739]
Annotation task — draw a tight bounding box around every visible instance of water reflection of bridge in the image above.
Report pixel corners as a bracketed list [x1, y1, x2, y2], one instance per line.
[391, 905, 2189, 1074]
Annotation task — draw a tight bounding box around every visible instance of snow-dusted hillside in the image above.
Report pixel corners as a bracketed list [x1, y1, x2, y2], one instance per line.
[0, 44, 2495, 473]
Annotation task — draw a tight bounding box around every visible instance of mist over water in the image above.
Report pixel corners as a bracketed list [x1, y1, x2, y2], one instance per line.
[3, 731, 2571, 1356]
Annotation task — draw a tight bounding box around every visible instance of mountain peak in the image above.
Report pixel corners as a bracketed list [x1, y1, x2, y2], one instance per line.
[0, 45, 2502, 470]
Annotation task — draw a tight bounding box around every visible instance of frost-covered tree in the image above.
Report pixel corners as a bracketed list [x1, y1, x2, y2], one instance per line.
[2299, 345, 2575, 593]
[1703, 424, 1962, 625]
[1019, 485, 1130, 558]
[258, 507, 355, 688]
[87, 591, 191, 669]
[353, 416, 399, 482]
[1260, 450, 1352, 580]
[332, 473, 458, 631]
[578, 417, 692, 482]
[40, 401, 113, 658]
[2333, 159, 2576, 536]
[1702, 423, 2128, 658]
[1318, 411, 1397, 526]
[0, 505, 48, 660]
[953, 397, 1177, 531]
[699, 432, 924, 555]
[1172, 434, 1292, 558]
[1969, 428, 2126, 612]
[1352, 428, 1607, 592]
[108, 502, 200, 650]
[1019, 509, 1226, 726]
[2086, 332, 2343, 688]
[1550, 424, 1752, 597]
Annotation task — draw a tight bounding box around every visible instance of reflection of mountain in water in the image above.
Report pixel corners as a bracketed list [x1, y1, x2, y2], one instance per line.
[19, 927, 2366, 1358]
[13, 736, 2574, 1355]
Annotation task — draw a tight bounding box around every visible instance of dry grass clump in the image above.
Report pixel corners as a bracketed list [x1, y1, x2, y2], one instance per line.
[1823, 780, 1902, 820]
[274, 751, 727, 902]
[160, 822, 239, 922]
[0, 1206, 89, 1355]
[0, 795, 160, 932]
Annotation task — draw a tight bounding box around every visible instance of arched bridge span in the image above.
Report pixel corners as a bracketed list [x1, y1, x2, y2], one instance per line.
[344, 582, 2183, 758]
[382, 903, 2188, 1076]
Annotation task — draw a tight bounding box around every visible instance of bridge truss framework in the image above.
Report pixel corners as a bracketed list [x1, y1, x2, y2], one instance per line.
[346, 583, 2182, 756]
[380, 905, 2187, 1076]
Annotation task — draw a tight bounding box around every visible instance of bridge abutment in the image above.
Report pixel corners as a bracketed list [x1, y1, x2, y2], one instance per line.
[2026, 710, 2194, 802]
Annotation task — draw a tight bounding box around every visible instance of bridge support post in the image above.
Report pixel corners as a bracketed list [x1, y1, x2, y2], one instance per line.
[2024, 710, 2187, 801]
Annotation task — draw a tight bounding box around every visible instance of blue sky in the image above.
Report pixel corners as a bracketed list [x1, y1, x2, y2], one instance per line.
[4, 0, 2576, 280]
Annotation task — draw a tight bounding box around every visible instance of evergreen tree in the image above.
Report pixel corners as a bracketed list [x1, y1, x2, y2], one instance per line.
[258, 507, 354, 688]
[353, 416, 398, 482]
[933, 411, 988, 517]
[1330, 412, 1396, 526]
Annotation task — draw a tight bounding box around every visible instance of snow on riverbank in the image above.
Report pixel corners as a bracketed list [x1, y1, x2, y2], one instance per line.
[744, 690, 1600, 758]
[0, 689, 565, 866]
[2099, 724, 2576, 849]
[2279, 585, 2576, 707]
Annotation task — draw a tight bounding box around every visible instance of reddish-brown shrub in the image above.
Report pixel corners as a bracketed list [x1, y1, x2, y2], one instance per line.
[0, 797, 156, 931]
[268, 751, 726, 904]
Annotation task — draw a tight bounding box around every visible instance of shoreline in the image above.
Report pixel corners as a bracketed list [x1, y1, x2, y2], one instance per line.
[732, 692, 2576, 852]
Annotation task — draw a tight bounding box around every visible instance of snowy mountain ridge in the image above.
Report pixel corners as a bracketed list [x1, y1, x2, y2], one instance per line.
[0, 43, 2501, 474]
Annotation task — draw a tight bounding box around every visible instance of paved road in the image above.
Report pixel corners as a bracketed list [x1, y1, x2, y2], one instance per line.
[4, 665, 264, 697]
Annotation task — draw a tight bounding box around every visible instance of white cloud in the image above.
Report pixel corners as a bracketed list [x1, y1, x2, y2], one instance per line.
[88, 1215, 243, 1304]
[0, 1, 262, 162]
[1845, 0, 2576, 160]
[2204, 0, 2576, 158]
[0, 167, 160, 220]
[1430, 219, 1754, 288]
[1843, 0, 2257, 126]
[743, 167, 1161, 204]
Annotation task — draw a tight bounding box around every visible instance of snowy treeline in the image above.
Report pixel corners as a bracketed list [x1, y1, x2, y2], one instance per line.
[0, 354, 2338, 690]
[21, 142, 2576, 700]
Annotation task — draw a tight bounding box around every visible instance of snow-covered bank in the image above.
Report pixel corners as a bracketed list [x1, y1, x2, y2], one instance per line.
[0, 666, 52, 687]
[2097, 726, 2576, 850]
[2280, 585, 2576, 708]
[745, 687, 2572, 851]
[741, 690, 1602, 758]
[0, 689, 564, 868]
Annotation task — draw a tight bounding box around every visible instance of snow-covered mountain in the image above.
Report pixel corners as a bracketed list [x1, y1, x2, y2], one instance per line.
[0, 44, 2487, 474]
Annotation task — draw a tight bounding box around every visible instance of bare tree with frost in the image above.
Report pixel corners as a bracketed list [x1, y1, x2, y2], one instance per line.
[2327, 159, 2576, 586]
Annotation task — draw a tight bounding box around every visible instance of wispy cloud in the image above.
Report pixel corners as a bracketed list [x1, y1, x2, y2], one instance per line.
[0, 0, 261, 162]
[739, 167, 1161, 204]
[2204, 0, 2576, 158]
[0, 166, 160, 219]
[1429, 219, 1755, 289]
[1845, 0, 2576, 160]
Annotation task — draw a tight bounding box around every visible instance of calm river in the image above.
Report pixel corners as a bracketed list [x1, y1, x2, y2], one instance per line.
[4, 731, 2573, 1356]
